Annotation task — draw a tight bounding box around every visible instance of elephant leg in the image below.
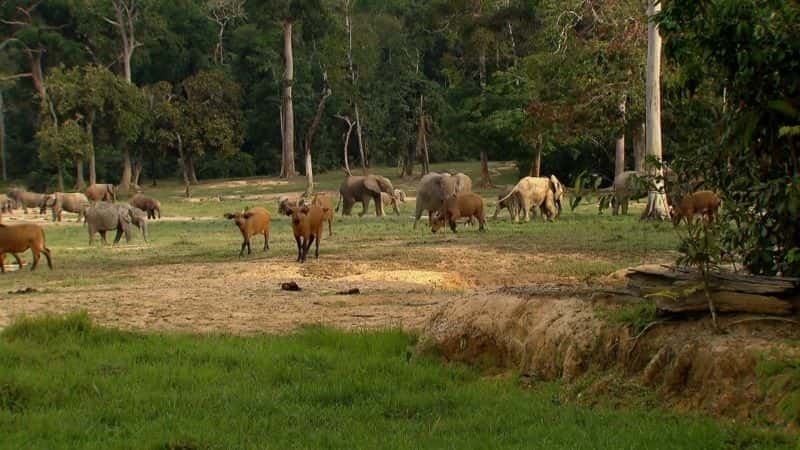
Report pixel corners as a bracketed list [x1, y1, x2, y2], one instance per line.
[622, 199, 629, 215]
[413, 204, 423, 229]
[612, 196, 620, 216]
[100, 230, 108, 245]
[114, 228, 123, 244]
[359, 196, 369, 217]
[521, 199, 531, 223]
[374, 194, 384, 217]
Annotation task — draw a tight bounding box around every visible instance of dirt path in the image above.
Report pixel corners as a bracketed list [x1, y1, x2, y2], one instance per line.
[0, 242, 609, 334]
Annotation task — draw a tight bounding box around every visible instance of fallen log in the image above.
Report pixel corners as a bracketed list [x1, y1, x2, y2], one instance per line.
[627, 264, 800, 296]
[651, 291, 793, 315]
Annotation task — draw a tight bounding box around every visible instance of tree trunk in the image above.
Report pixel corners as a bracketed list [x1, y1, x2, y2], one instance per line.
[57, 164, 65, 192]
[26, 50, 46, 103]
[479, 150, 493, 187]
[187, 154, 199, 185]
[340, 117, 354, 177]
[75, 159, 86, 190]
[132, 160, 143, 188]
[415, 95, 428, 175]
[478, 45, 487, 90]
[303, 79, 331, 198]
[0, 89, 6, 181]
[175, 132, 190, 197]
[615, 98, 626, 178]
[642, 0, 670, 221]
[120, 150, 133, 191]
[634, 122, 645, 173]
[87, 114, 97, 185]
[532, 145, 542, 177]
[354, 104, 366, 172]
[280, 20, 296, 178]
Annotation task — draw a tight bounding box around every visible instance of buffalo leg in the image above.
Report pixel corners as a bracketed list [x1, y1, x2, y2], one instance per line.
[295, 236, 302, 262]
[315, 234, 320, 259]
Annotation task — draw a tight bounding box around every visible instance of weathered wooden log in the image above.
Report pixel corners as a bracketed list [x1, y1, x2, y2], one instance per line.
[652, 291, 793, 315]
[627, 264, 799, 296]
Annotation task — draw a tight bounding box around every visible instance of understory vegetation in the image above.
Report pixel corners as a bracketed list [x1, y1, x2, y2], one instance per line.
[0, 313, 792, 449]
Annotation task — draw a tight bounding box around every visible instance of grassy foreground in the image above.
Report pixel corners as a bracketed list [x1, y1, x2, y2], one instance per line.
[0, 314, 791, 450]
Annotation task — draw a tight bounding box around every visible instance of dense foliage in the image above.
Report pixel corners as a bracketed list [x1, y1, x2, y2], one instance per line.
[660, 0, 800, 276]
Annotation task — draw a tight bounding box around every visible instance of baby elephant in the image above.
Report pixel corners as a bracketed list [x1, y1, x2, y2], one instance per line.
[672, 190, 721, 226]
[85, 203, 149, 245]
[0, 223, 53, 272]
[289, 205, 327, 263]
[225, 207, 270, 258]
[380, 192, 404, 216]
[431, 193, 487, 233]
[130, 194, 162, 220]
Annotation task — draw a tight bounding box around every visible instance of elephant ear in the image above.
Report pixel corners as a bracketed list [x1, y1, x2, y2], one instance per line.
[363, 176, 382, 196]
[376, 176, 394, 194]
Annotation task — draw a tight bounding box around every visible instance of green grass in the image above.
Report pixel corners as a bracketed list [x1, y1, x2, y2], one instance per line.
[0, 162, 679, 292]
[0, 313, 792, 450]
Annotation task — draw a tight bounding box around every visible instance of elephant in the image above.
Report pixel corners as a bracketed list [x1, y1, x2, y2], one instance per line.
[7, 189, 46, 214]
[0, 194, 16, 213]
[611, 171, 648, 215]
[85, 202, 148, 245]
[41, 192, 90, 222]
[85, 183, 116, 203]
[497, 175, 561, 223]
[413, 172, 473, 229]
[130, 194, 162, 219]
[335, 175, 395, 216]
[445, 172, 473, 193]
[492, 185, 521, 220]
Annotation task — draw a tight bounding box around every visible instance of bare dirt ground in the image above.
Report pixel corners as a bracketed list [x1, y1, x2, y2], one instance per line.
[0, 244, 590, 335]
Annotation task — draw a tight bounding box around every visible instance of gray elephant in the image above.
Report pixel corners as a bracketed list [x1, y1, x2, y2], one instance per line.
[413, 172, 471, 229]
[335, 175, 395, 216]
[492, 185, 521, 220]
[85, 183, 116, 203]
[7, 188, 46, 213]
[85, 202, 148, 245]
[129, 194, 162, 219]
[41, 192, 90, 222]
[497, 175, 562, 223]
[610, 171, 648, 215]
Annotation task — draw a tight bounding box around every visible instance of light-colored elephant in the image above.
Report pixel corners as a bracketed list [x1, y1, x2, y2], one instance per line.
[41, 192, 90, 222]
[413, 172, 471, 229]
[335, 175, 395, 216]
[380, 192, 404, 216]
[448, 172, 472, 193]
[85, 202, 148, 245]
[497, 176, 561, 223]
[85, 183, 116, 203]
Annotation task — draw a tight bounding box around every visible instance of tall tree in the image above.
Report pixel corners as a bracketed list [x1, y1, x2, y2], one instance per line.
[641, 0, 669, 220]
[207, 0, 246, 65]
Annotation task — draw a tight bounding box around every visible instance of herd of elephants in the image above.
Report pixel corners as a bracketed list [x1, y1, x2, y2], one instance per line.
[0, 169, 720, 269]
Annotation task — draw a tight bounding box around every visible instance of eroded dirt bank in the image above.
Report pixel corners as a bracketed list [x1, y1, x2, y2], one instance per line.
[419, 288, 800, 426]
